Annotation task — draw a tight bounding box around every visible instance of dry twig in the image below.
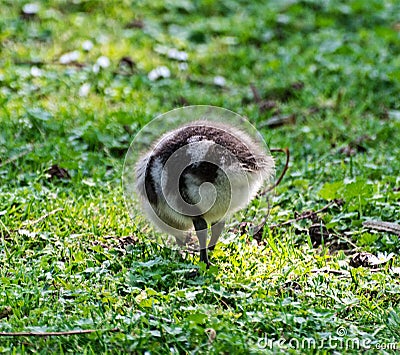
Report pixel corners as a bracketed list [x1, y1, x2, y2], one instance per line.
[363, 220, 400, 236]
[0, 147, 34, 168]
[270, 201, 337, 229]
[0, 328, 120, 337]
[259, 147, 290, 196]
[22, 208, 64, 226]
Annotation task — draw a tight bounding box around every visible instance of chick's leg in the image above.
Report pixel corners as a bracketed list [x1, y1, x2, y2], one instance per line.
[208, 220, 225, 251]
[192, 217, 210, 267]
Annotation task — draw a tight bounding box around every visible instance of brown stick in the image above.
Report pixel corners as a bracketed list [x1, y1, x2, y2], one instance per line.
[0, 328, 120, 337]
[251, 201, 336, 236]
[0, 147, 34, 168]
[250, 83, 262, 103]
[362, 221, 400, 236]
[258, 147, 290, 196]
[22, 208, 64, 226]
[270, 201, 336, 229]
[14, 60, 86, 68]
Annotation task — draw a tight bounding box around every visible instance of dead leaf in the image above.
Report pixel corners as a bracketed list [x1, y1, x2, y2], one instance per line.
[338, 135, 373, 156]
[281, 280, 302, 292]
[309, 222, 330, 247]
[250, 84, 278, 113]
[123, 125, 134, 135]
[295, 210, 320, 223]
[350, 252, 394, 268]
[261, 114, 296, 128]
[259, 100, 278, 112]
[126, 19, 144, 29]
[264, 81, 304, 102]
[118, 235, 139, 248]
[118, 56, 136, 74]
[47, 164, 71, 180]
[205, 328, 216, 343]
[291, 82, 305, 90]
[337, 145, 356, 156]
[173, 96, 190, 107]
[0, 306, 12, 319]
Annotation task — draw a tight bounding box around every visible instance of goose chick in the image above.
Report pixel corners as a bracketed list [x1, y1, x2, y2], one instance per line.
[136, 121, 274, 266]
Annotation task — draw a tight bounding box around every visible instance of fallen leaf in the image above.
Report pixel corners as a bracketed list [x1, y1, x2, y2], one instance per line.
[118, 235, 139, 248]
[249, 84, 278, 112]
[338, 135, 373, 156]
[291, 82, 305, 90]
[173, 96, 189, 107]
[205, 328, 216, 343]
[350, 252, 394, 268]
[123, 124, 134, 135]
[281, 280, 302, 293]
[126, 19, 144, 29]
[309, 222, 330, 247]
[119, 56, 136, 73]
[265, 82, 304, 102]
[47, 164, 71, 180]
[261, 114, 296, 128]
[0, 306, 12, 319]
[259, 100, 277, 112]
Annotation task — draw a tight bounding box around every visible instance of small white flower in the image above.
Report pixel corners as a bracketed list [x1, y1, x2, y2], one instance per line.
[30, 66, 42, 77]
[82, 179, 96, 187]
[59, 51, 80, 64]
[23, 3, 40, 14]
[79, 83, 91, 97]
[178, 63, 188, 71]
[18, 229, 36, 238]
[82, 40, 94, 51]
[97, 34, 109, 44]
[148, 66, 171, 81]
[167, 48, 188, 61]
[213, 75, 226, 87]
[96, 56, 110, 68]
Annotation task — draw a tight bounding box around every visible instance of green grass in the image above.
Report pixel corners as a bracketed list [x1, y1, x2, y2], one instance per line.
[1, 0, 400, 353]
